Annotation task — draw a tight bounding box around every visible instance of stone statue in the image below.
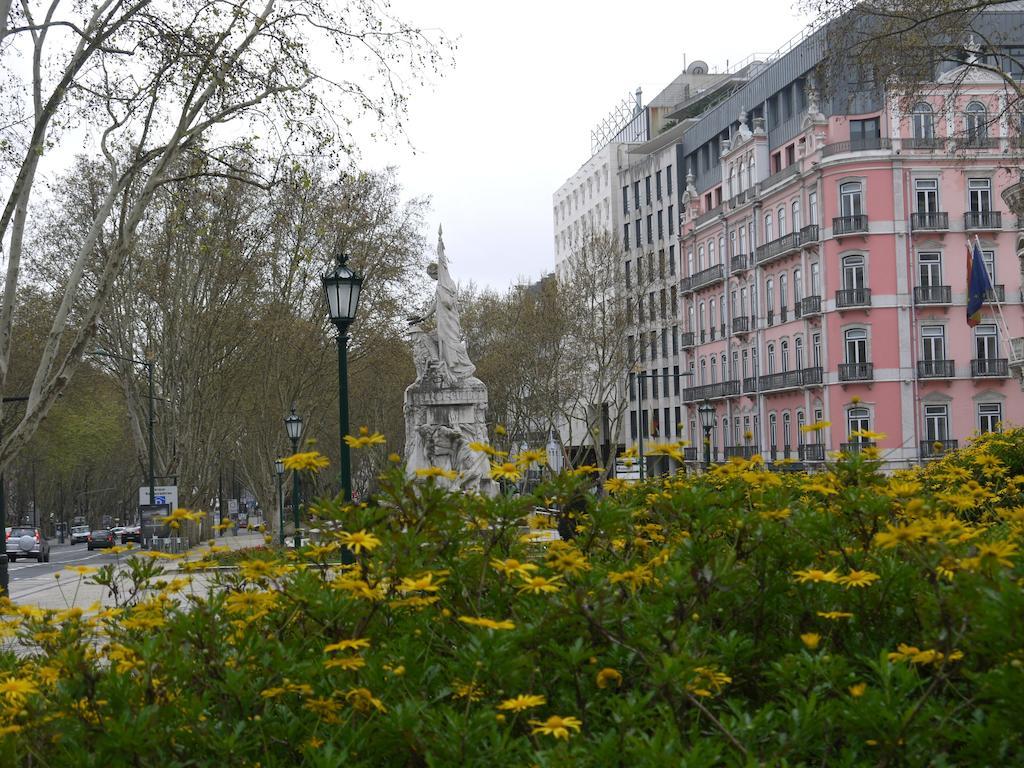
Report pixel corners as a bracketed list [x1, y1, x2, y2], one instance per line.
[403, 227, 496, 496]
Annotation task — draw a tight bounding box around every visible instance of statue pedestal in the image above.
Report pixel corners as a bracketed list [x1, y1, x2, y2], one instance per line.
[404, 375, 496, 496]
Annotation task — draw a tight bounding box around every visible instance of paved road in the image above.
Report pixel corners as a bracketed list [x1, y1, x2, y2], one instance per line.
[6, 542, 124, 605]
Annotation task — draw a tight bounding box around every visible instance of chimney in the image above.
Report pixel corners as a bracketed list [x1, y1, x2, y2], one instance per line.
[634, 87, 643, 115]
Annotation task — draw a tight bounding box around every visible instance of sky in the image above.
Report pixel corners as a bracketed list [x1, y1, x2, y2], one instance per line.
[357, 0, 812, 290]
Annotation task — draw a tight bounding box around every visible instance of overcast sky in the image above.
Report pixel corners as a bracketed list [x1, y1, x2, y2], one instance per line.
[357, 0, 812, 290]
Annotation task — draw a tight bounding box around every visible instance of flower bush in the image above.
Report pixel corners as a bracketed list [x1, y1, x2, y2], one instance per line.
[2, 431, 1024, 765]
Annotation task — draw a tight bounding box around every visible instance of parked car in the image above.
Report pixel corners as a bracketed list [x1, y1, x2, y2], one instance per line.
[87, 530, 116, 550]
[6, 527, 50, 562]
[70, 525, 90, 545]
[121, 525, 142, 544]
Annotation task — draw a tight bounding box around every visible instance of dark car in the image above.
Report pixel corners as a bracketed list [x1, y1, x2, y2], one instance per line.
[6, 527, 51, 563]
[87, 530, 116, 550]
[121, 525, 142, 544]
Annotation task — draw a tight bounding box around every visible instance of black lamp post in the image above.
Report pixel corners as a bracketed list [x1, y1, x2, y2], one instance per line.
[321, 252, 363, 503]
[284, 406, 303, 548]
[274, 458, 285, 547]
[698, 399, 715, 470]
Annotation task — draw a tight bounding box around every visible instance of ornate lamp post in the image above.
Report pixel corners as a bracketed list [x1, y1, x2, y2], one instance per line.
[284, 406, 303, 548]
[698, 399, 715, 470]
[274, 458, 285, 547]
[321, 252, 364, 502]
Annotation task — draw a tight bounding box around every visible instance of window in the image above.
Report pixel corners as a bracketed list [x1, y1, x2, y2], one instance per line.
[840, 181, 863, 217]
[779, 273, 788, 313]
[668, 205, 675, 235]
[797, 411, 806, 445]
[622, 186, 630, 214]
[919, 252, 942, 287]
[669, 245, 676, 275]
[652, 370, 659, 399]
[741, 349, 749, 379]
[711, 356, 718, 384]
[975, 323, 999, 359]
[912, 102, 934, 140]
[687, 250, 695, 277]
[646, 214, 653, 244]
[666, 165, 673, 196]
[766, 278, 775, 317]
[767, 343, 777, 374]
[922, 325, 946, 361]
[642, 410, 650, 438]
[982, 249, 995, 283]
[660, 290, 667, 319]
[731, 351, 739, 380]
[623, 223, 630, 250]
[718, 236, 725, 264]
[848, 407, 870, 442]
[850, 117, 880, 148]
[969, 178, 991, 213]
[673, 365, 680, 396]
[633, 180, 640, 206]
[661, 329, 668, 357]
[845, 328, 868, 363]
[769, 413, 778, 450]
[778, 207, 786, 237]
[808, 191, 818, 227]
[657, 210, 664, 240]
[645, 175, 652, 205]
[793, 268, 803, 302]
[965, 101, 988, 143]
[697, 246, 704, 270]
[630, 411, 637, 439]
[709, 299, 716, 337]
[783, 412, 792, 450]
[635, 218, 641, 247]
[672, 326, 679, 354]
[663, 407, 670, 438]
[699, 358, 707, 385]
[842, 255, 866, 290]
[924, 404, 949, 442]
[671, 286, 678, 314]
[708, 239, 716, 266]
[915, 178, 938, 213]
[656, 170, 662, 200]
[795, 336, 805, 369]
[813, 333, 822, 367]
[659, 251, 665, 279]
[625, 261, 631, 289]
[764, 213, 773, 242]
[781, 340, 790, 372]
[792, 200, 801, 231]
[675, 406, 682, 437]
[740, 286, 748, 316]
[747, 157, 755, 188]
[979, 402, 1002, 433]
[738, 226, 746, 255]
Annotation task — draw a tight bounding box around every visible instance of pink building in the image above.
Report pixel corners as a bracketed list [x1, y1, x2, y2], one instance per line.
[622, 27, 1024, 472]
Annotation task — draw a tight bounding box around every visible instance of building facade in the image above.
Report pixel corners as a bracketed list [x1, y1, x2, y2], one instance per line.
[617, 16, 1024, 473]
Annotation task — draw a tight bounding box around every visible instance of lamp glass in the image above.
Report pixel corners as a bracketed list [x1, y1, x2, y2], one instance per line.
[698, 401, 715, 430]
[322, 259, 363, 324]
[274, 459, 284, 476]
[285, 407, 303, 441]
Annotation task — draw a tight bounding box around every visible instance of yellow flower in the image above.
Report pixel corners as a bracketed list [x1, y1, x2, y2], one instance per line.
[545, 545, 590, 576]
[494, 424, 507, 436]
[976, 540, 1018, 568]
[685, 666, 732, 697]
[345, 687, 387, 713]
[282, 451, 331, 472]
[837, 570, 880, 588]
[339, 530, 381, 554]
[817, 611, 854, 620]
[324, 638, 371, 653]
[458, 616, 516, 631]
[849, 682, 867, 697]
[604, 477, 633, 494]
[515, 449, 547, 467]
[343, 427, 387, 448]
[800, 420, 831, 433]
[415, 466, 459, 481]
[793, 568, 840, 584]
[497, 694, 546, 712]
[887, 643, 964, 666]
[324, 656, 366, 671]
[874, 523, 926, 549]
[595, 668, 623, 689]
[0, 678, 37, 701]
[608, 565, 656, 592]
[517, 574, 563, 595]
[65, 565, 96, 576]
[800, 632, 821, 650]
[224, 590, 278, 620]
[398, 572, 444, 593]
[490, 558, 538, 579]
[528, 714, 582, 740]
[489, 462, 522, 481]
[452, 679, 485, 701]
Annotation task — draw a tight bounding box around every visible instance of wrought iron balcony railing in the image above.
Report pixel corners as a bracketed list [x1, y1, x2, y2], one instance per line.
[838, 362, 874, 381]
[914, 285, 952, 304]
[964, 211, 1002, 230]
[910, 211, 949, 231]
[835, 288, 871, 308]
[971, 358, 1009, 377]
[799, 295, 822, 317]
[917, 359, 955, 378]
[798, 443, 826, 462]
[833, 215, 869, 235]
[920, 439, 958, 459]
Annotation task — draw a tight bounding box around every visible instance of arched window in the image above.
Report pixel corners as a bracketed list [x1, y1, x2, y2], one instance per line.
[778, 206, 786, 237]
[796, 410, 806, 445]
[912, 102, 934, 141]
[728, 165, 735, 198]
[966, 101, 988, 144]
[792, 200, 802, 231]
[845, 328, 868, 363]
[842, 254, 866, 290]
[783, 412, 792, 450]
[848, 407, 871, 443]
[764, 213, 774, 242]
[711, 355, 718, 384]
[781, 340, 790, 372]
[700, 358, 707, 385]
[840, 181, 863, 217]
[738, 160, 745, 191]
[795, 336, 805, 369]
[769, 412, 778, 450]
[767, 343, 776, 374]
[747, 155, 755, 187]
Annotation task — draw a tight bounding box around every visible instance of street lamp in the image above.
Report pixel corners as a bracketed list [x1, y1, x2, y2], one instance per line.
[698, 399, 715, 469]
[284, 405, 303, 548]
[274, 458, 285, 547]
[321, 252, 363, 503]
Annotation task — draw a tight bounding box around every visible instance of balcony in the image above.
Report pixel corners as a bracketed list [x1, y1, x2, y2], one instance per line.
[904, 136, 941, 150]
[986, 285, 1006, 303]
[683, 447, 699, 462]
[767, 309, 775, 327]
[762, 163, 800, 191]
[835, 288, 871, 309]
[693, 204, 724, 229]
[680, 331, 695, 349]
[964, 211, 1002, 231]
[709, 326, 717, 341]
[833, 215, 869, 236]
[799, 295, 822, 317]
[802, 366, 823, 385]
[910, 212, 949, 231]
[920, 439, 958, 459]
[742, 376, 758, 394]
[799, 224, 820, 245]
[955, 135, 997, 149]
[798, 443, 826, 462]
[759, 369, 806, 393]
[724, 445, 760, 460]
[914, 285, 952, 305]
[731, 315, 751, 335]
[683, 263, 725, 293]
[841, 441, 876, 454]
[682, 380, 740, 402]
[779, 305, 789, 323]
[730, 253, 749, 274]
[838, 362, 874, 382]
[972, 358, 1009, 377]
[822, 137, 893, 157]
[917, 359, 955, 379]
[755, 231, 802, 265]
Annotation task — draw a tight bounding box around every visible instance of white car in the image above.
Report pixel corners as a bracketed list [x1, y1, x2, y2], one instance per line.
[70, 525, 90, 545]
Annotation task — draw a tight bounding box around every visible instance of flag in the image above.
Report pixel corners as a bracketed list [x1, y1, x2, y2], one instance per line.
[966, 238, 993, 327]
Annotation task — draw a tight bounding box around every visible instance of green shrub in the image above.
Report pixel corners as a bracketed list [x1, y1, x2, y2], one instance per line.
[2, 430, 1024, 766]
